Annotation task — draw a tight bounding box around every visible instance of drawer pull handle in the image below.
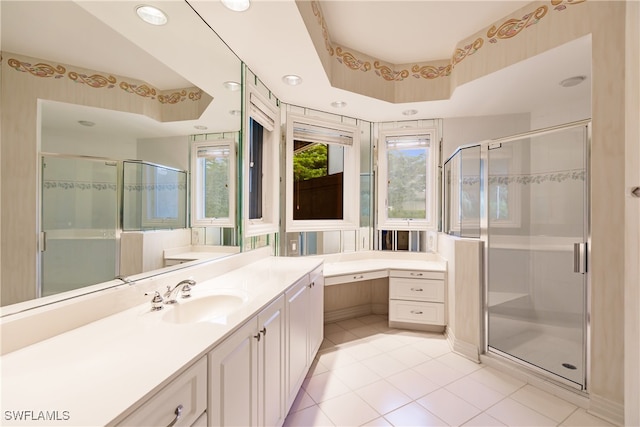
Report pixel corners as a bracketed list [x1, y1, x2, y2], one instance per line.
[410, 310, 423, 315]
[410, 272, 424, 277]
[354, 275, 364, 280]
[410, 287, 424, 292]
[167, 404, 183, 427]
[254, 333, 261, 342]
[308, 281, 315, 288]
[260, 327, 267, 336]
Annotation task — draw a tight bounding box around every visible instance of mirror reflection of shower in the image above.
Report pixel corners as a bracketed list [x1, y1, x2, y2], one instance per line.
[40, 155, 187, 298]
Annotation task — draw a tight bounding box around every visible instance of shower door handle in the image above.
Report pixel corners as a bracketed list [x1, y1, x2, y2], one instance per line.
[573, 242, 587, 274]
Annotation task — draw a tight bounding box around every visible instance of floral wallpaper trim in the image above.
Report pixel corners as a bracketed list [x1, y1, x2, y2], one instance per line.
[43, 181, 117, 191]
[460, 169, 586, 186]
[8, 58, 206, 105]
[488, 169, 586, 185]
[8, 58, 65, 78]
[311, 0, 334, 56]
[309, 0, 583, 82]
[124, 183, 187, 191]
[68, 71, 117, 88]
[487, 5, 548, 44]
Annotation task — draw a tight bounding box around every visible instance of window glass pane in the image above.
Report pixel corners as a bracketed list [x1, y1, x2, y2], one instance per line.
[200, 146, 230, 219]
[249, 118, 264, 220]
[293, 141, 344, 220]
[386, 136, 429, 220]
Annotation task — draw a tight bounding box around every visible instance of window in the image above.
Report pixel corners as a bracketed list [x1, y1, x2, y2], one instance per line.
[191, 140, 235, 227]
[243, 87, 279, 237]
[377, 128, 438, 230]
[286, 115, 359, 231]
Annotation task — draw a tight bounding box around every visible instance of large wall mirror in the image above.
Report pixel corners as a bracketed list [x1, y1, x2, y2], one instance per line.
[1, 1, 242, 309]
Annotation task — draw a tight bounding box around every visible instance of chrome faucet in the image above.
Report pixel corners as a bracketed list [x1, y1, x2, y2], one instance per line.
[164, 279, 196, 304]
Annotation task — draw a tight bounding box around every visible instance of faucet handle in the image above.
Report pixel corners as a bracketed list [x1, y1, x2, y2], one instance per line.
[144, 291, 164, 311]
[180, 282, 193, 298]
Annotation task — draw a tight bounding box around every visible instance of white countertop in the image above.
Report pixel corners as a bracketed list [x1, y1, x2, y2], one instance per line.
[320, 251, 446, 280]
[0, 256, 322, 427]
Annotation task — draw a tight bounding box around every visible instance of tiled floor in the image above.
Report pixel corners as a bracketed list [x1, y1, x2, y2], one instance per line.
[283, 315, 613, 427]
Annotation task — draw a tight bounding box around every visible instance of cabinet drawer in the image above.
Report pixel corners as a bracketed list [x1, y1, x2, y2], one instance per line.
[118, 357, 207, 427]
[324, 270, 387, 286]
[389, 270, 444, 280]
[389, 278, 444, 303]
[389, 300, 445, 325]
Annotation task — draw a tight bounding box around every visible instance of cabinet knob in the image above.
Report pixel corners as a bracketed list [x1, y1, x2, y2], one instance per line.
[166, 404, 183, 427]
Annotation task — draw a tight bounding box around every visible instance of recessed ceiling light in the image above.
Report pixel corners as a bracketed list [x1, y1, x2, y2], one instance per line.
[331, 101, 347, 108]
[282, 75, 303, 86]
[559, 75, 587, 88]
[194, 125, 208, 130]
[229, 109, 242, 116]
[402, 109, 418, 116]
[78, 120, 95, 127]
[135, 5, 168, 26]
[221, 0, 250, 12]
[223, 81, 241, 91]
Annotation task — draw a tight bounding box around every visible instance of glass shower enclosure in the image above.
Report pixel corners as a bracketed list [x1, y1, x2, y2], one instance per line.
[484, 122, 590, 390]
[40, 156, 120, 297]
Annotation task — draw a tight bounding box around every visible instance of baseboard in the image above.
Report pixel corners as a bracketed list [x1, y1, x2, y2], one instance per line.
[324, 304, 372, 323]
[389, 320, 445, 333]
[445, 328, 480, 362]
[589, 393, 624, 426]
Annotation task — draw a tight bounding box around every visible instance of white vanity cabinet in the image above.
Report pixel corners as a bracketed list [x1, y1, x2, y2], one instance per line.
[389, 270, 446, 329]
[209, 295, 285, 427]
[116, 356, 207, 427]
[285, 266, 324, 410]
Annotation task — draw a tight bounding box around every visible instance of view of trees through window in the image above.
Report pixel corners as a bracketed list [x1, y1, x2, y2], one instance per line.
[203, 155, 230, 219]
[293, 143, 327, 181]
[292, 141, 343, 220]
[386, 143, 428, 219]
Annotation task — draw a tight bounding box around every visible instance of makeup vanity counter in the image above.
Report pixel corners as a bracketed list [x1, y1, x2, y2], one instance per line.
[320, 250, 446, 285]
[319, 251, 447, 329]
[0, 250, 322, 426]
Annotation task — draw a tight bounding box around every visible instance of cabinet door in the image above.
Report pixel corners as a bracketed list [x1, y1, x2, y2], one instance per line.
[209, 319, 259, 427]
[308, 267, 324, 358]
[285, 275, 310, 406]
[257, 295, 285, 427]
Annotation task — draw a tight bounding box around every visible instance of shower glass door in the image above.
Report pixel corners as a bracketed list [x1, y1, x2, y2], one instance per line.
[486, 123, 588, 389]
[41, 156, 119, 297]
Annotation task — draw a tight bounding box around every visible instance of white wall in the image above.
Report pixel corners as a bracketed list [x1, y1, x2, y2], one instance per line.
[42, 127, 137, 159]
[137, 135, 190, 171]
[442, 113, 530, 160]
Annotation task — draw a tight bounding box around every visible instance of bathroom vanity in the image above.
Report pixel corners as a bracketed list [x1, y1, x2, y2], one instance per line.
[0, 249, 323, 427]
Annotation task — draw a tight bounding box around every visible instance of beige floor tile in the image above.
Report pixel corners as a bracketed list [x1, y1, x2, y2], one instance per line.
[384, 402, 448, 427]
[510, 384, 577, 423]
[318, 391, 379, 426]
[303, 371, 351, 403]
[283, 405, 335, 427]
[445, 376, 506, 410]
[356, 379, 412, 415]
[559, 408, 615, 426]
[417, 388, 482, 426]
[386, 368, 440, 400]
[485, 398, 557, 426]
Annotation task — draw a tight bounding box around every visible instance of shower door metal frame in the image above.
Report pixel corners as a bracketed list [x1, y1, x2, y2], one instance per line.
[38, 153, 123, 298]
[480, 119, 591, 392]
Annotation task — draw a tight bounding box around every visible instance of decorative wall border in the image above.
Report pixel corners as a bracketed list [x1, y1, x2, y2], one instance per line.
[309, 0, 585, 83]
[7, 58, 204, 105]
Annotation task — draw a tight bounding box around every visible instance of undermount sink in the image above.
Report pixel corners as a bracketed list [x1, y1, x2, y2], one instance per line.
[162, 291, 248, 324]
